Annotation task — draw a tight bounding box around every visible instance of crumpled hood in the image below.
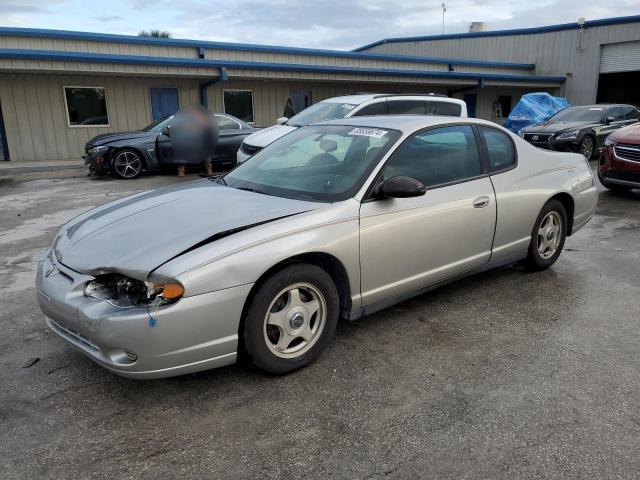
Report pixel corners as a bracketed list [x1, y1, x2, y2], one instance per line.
[523, 121, 593, 134]
[88, 131, 156, 146]
[53, 180, 318, 279]
[242, 124, 298, 148]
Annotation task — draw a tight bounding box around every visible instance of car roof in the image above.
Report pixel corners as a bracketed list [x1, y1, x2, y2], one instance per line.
[315, 115, 498, 132]
[322, 93, 465, 105]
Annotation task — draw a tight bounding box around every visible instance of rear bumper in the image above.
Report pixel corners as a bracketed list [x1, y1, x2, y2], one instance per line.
[571, 185, 598, 235]
[36, 251, 252, 379]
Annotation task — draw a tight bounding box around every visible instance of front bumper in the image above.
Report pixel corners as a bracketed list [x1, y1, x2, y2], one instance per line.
[522, 133, 580, 152]
[36, 252, 252, 379]
[83, 151, 108, 174]
[598, 144, 640, 189]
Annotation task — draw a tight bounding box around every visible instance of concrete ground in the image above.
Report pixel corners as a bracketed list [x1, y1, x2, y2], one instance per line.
[1, 166, 639, 479]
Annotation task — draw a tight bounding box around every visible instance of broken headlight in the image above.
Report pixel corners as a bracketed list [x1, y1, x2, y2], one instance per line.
[84, 274, 184, 308]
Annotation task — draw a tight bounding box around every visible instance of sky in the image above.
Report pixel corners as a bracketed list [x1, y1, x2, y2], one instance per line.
[1, 0, 639, 50]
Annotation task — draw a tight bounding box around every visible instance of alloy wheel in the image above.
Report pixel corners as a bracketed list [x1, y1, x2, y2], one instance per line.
[263, 282, 327, 359]
[113, 151, 142, 178]
[580, 137, 594, 159]
[537, 211, 562, 260]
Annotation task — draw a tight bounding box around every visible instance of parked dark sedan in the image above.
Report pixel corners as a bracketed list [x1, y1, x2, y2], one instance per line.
[518, 104, 640, 159]
[84, 113, 258, 179]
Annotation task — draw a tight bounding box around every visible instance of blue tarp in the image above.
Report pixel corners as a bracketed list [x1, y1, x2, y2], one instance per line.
[503, 93, 570, 133]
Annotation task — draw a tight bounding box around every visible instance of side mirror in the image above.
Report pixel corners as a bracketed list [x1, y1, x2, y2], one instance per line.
[604, 116, 615, 125]
[161, 126, 171, 137]
[380, 176, 426, 199]
[276, 117, 289, 125]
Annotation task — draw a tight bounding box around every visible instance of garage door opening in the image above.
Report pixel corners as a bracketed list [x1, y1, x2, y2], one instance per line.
[597, 71, 640, 106]
[0, 100, 9, 161]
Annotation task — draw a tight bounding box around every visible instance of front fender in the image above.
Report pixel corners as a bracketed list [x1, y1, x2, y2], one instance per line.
[154, 200, 362, 306]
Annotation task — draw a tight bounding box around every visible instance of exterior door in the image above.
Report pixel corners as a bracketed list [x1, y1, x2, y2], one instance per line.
[290, 91, 312, 114]
[150, 87, 180, 121]
[359, 125, 496, 306]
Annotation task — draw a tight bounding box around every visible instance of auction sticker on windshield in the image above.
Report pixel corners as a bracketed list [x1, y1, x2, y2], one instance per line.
[348, 128, 388, 138]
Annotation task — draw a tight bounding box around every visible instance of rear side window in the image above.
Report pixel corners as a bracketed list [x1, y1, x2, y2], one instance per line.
[479, 127, 515, 173]
[425, 101, 462, 117]
[382, 125, 481, 187]
[354, 102, 388, 116]
[388, 100, 426, 115]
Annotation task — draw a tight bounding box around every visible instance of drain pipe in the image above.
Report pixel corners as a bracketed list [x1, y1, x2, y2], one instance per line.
[200, 67, 229, 107]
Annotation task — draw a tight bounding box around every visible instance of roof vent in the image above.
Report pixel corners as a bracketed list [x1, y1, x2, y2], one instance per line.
[469, 22, 488, 33]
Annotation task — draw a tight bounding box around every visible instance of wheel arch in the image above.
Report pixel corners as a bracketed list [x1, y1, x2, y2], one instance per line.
[109, 146, 148, 169]
[548, 192, 575, 235]
[240, 252, 353, 326]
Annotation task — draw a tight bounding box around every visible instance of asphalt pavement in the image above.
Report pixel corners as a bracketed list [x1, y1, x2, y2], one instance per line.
[1, 166, 639, 479]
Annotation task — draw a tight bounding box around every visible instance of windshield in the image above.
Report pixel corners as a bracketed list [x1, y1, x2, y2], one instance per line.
[224, 125, 401, 202]
[550, 107, 605, 123]
[287, 102, 358, 127]
[142, 115, 174, 132]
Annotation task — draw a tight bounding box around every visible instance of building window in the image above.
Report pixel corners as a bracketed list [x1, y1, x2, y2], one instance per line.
[64, 87, 109, 127]
[223, 90, 254, 123]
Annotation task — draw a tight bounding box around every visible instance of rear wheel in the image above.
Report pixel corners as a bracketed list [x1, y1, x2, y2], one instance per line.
[111, 149, 143, 179]
[523, 199, 567, 271]
[242, 264, 339, 374]
[579, 135, 595, 160]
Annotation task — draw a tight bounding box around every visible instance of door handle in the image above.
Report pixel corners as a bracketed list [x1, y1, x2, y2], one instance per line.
[473, 196, 490, 208]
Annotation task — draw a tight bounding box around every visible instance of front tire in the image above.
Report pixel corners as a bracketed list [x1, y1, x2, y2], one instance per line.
[111, 149, 143, 179]
[242, 264, 339, 374]
[523, 199, 567, 271]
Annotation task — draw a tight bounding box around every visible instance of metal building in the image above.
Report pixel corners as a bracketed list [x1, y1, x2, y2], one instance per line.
[0, 17, 636, 162]
[356, 15, 640, 110]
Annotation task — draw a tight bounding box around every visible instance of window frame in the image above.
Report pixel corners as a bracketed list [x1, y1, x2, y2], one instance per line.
[363, 122, 489, 202]
[222, 89, 255, 124]
[475, 124, 519, 175]
[63, 85, 110, 128]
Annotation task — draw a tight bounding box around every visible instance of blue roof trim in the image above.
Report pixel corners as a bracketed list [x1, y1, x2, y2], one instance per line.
[0, 26, 534, 70]
[354, 14, 640, 51]
[0, 48, 565, 84]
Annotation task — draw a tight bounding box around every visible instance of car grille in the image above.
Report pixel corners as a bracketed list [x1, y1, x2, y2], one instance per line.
[614, 144, 640, 163]
[523, 133, 552, 149]
[240, 142, 263, 156]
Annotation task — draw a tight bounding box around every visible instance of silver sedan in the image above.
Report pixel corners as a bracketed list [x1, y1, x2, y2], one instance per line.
[36, 116, 598, 378]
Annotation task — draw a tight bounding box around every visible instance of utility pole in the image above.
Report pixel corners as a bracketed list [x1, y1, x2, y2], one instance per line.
[441, 3, 446, 34]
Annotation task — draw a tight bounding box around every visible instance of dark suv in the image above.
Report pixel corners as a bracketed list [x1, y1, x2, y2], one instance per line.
[519, 104, 640, 159]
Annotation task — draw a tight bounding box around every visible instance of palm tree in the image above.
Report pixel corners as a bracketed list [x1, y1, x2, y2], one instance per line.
[138, 30, 172, 38]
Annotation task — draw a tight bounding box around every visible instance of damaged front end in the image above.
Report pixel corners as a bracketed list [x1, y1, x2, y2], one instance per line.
[83, 273, 184, 308]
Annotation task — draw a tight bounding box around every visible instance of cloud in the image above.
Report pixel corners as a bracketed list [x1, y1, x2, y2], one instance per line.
[1, 0, 639, 50]
[91, 15, 124, 22]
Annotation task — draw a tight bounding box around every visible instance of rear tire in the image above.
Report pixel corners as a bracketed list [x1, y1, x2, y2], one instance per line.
[523, 199, 567, 271]
[242, 264, 339, 374]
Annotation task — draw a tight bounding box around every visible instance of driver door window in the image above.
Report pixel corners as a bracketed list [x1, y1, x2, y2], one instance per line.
[381, 125, 482, 187]
[607, 107, 626, 122]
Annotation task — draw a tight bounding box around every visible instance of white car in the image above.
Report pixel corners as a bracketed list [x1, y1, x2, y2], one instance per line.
[237, 94, 468, 164]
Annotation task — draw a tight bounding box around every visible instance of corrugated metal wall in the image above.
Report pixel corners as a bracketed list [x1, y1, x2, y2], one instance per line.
[0, 34, 531, 76]
[363, 23, 640, 104]
[0, 74, 200, 162]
